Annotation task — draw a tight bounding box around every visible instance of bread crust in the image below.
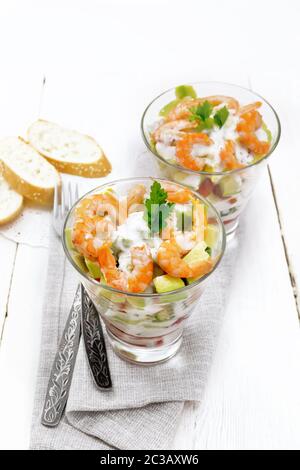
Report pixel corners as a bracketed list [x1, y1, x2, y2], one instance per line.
[0, 195, 23, 225]
[27, 120, 112, 178]
[1, 161, 60, 206]
[0, 137, 61, 206]
[0, 173, 23, 225]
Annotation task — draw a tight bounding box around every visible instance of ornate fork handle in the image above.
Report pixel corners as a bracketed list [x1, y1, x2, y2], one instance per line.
[41, 285, 82, 427]
[81, 285, 112, 389]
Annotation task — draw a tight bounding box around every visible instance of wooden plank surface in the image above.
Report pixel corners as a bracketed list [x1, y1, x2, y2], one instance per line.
[250, 72, 300, 318]
[0, 237, 17, 336]
[0, 244, 48, 450]
[173, 172, 300, 450]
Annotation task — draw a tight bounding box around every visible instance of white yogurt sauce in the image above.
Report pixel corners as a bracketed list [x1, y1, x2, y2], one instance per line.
[235, 142, 253, 165]
[114, 211, 149, 252]
[114, 211, 166, 264]
[189, 112, 254, 168]
[155, 142, 177, 162]
[190, 143, 211, 158]
[155, 108, 256, 170]
[172, 171, 202, 190]
[256, 128, 267, 141]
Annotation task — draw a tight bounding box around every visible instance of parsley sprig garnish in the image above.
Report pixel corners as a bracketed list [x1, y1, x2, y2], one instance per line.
[189, 100, 214, 130]
[214, 106, 229, 128]
[189, 100, 212, 122]
[144, 181, 174, 234]
[189, 100, 229, 130]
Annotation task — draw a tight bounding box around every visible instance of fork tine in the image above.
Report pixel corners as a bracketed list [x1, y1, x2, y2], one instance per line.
[68, 181, 73, 211]
[60, 182, 65, 219]
[53, 183, 58, 218]
[74, 183, 79, 204]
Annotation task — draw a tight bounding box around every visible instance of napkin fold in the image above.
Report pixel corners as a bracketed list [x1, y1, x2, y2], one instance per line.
[30, 227, 239, 450]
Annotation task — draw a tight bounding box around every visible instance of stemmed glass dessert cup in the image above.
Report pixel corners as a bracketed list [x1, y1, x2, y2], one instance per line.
[141, 82, 281, 239]
[63, 177, 226, 365]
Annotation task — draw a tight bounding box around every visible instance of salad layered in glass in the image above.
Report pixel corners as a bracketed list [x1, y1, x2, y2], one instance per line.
[142, 82, 280, 237]
[63, 178, 225, 364]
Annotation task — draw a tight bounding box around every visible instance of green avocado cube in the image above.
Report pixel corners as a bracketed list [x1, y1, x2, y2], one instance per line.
[155, 310, 171, 321]
[65, 227, 74, 251]
[127, 286, 153, 308]
[204, 224, 219, 248]
[159, 99, 180, 117]
[127, 297, 146, 309]
[153, 275, 185, 293]
[218, 175, 241, 197]
[183, 241, 209, 267]
[112, 315, 143, 325]
[85, 258, 102, 279]
[262, 121, 272, 143]
[153, 263, 165, 278]
[100, 287, 126, 303]
[72, 253, 88, 273]
[184, 241, 210, 285]
[175, 85, 197, 99]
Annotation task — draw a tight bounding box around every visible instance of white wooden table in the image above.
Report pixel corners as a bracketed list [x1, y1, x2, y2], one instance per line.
[1, 0, 300, 450]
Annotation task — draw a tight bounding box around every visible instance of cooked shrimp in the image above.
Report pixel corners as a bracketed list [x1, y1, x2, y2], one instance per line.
[72, 215, 115, 260]
[208, 95, 239, 111]
[157, 239, 213, 278]
[75, 192, 119, 224]
[166, 96, 239, 121]
[237, 109, 270, 156]
[220, 140, 244, 170]
[176, 133, 213, 171]
[238, 133, 270, 156]
[237, 109, 262, 133]
[173, 200, 206, 251]
[127, 246, 154, 293]
[153, 119, 197, 143]
[161, 182, 192, 203]
[239, 101, 262, 115]
[98, 244, 153, 293]
[127, 184, 146, 213]
[118, 183, 146, 224]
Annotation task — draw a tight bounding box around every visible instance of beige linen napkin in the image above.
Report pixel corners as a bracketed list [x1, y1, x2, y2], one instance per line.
[30, 225, 239, 450]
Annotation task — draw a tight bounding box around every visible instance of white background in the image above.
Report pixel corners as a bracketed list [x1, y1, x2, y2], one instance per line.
[0, 0, 300, 450]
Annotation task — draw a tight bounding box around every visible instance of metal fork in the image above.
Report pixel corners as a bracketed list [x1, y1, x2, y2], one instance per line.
[41, 182, 112, 428]
[52, 180, 79, 237]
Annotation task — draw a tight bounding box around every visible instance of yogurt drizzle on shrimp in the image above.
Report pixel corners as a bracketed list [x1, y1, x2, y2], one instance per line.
[150, 92, 272, 172]
[70, 181, 217, 293]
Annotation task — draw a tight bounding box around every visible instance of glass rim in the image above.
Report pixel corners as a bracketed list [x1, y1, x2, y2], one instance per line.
[140, 80, 281, 177]
[62, 176, 226, 298]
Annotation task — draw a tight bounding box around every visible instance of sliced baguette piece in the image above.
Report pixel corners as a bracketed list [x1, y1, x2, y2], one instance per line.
[0, 137, 61, 205]
[0, 173, 23, 225]
[27, 120, 111, 178]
